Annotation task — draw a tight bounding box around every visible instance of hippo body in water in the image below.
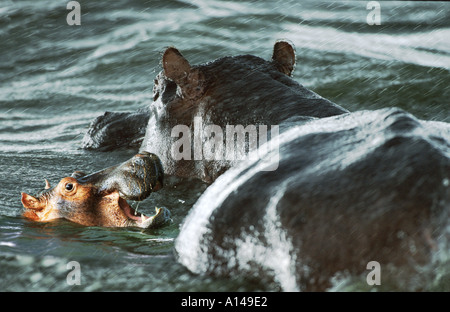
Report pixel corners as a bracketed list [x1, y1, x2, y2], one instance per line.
[78, 41, 450, 290]
[82, 106, 150, 151]
[21, 152, 170, 228]
[175, 108, 450, 291]
[83, 41, 348, 182]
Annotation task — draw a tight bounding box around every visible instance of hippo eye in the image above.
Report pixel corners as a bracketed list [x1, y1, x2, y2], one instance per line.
[65, 183, 74, 191]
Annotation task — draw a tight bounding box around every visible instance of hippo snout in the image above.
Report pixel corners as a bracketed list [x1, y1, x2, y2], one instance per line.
[21, 152, 170, 228]
[78, 151, 164, 201]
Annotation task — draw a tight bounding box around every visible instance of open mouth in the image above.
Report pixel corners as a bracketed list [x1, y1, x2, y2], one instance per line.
[119, 196, 150, 224]
[118, 196, 166, 228]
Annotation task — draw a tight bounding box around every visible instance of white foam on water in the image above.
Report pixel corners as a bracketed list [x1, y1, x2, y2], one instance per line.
[146, 238, 174, 243]
[282, 24, 450, 70]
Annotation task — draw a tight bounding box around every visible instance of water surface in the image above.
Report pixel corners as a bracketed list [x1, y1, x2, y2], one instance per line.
[0, 0, 449, 291]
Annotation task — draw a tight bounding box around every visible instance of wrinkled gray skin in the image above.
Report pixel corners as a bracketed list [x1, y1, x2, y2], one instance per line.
[176, 108, 450, 291]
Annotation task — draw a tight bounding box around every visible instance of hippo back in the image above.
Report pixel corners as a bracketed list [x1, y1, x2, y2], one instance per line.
[196, 54, 347, 125]
[175, 107, 450, 291]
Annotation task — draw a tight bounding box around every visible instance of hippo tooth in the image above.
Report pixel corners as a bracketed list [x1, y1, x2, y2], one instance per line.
[134, 202, 140, 216]
[141, 209, 161, 227]
[140, 215, 153, 228]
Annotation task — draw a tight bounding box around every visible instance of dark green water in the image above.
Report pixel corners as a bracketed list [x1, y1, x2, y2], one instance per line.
[0, 0, 449, 291]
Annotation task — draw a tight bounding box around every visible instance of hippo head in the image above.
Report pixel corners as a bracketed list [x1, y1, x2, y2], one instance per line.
[152, 41, 295, 123]
[142, 41, 348, 181]
[21, 152, 170, 228]
[150, 40, 346, 126]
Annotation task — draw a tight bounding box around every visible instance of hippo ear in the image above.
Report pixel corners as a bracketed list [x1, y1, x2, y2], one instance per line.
[162, 47, 205, 100]
[21, 193, 43, 210]
[163, 47, 191, 85]
[272, 40, 296, 76]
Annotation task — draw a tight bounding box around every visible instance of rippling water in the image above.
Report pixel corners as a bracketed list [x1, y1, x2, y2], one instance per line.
[0, 0, 449, 291]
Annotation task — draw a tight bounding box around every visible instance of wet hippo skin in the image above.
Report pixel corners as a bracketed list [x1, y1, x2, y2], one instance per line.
[83, 41, 348, 182]
[79, 41, 450, 290]
[82, 106, 150, 151]
[175, 108, 450, 291]
[140, 41, 348, 182]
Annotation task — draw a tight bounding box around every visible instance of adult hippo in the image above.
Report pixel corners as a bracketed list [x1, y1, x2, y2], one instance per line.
[78, 41, 449, 290]
[82, 41, 348, 182]
[21, 152, 171, 228]
[175, 108, 450, 291]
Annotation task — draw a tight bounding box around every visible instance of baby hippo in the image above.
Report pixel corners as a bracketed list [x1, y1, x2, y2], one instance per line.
[21, 152, 170, 228]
